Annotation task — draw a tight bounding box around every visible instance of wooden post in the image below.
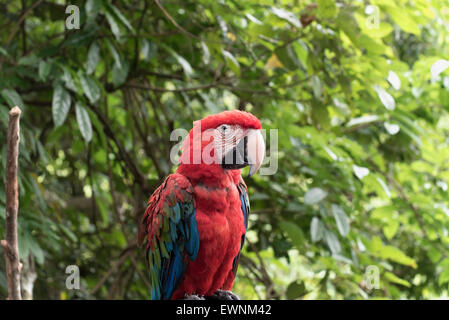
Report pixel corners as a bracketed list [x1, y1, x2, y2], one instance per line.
[1, 106, 22, 300]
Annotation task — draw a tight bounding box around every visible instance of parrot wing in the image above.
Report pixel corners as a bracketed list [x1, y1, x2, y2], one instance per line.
[231, 177, 250, 276]
[138, 173, 199, 300]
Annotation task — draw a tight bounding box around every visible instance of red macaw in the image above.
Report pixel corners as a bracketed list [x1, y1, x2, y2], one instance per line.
[138, 110, 265, 300]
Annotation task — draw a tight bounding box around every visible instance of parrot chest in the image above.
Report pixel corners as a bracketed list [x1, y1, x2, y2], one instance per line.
[179, 182, 245, 295]
[194, 183, 244, 242]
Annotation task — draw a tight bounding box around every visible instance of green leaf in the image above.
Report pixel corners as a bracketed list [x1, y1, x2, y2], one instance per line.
[431, 60, 449, 78]
[310, 217, 324, 242]
[106, 40, 122, 68]
[383, 219, 399, 240]
[367, 237, 417, 268]
[105, 11, 121, 39]
[332, 204, 350, 237]
[324, 230, 341, 254]
[286, 281, 307, 299]
[59, 224, 78, 242]
[385, 271, 410, 287]
[170, 49, 193, 77]
[374, 85, 395, 110]
[1, 89, 24, 108]
[75, 102, 93, 142]
[385, 5, 420, 36]
[112, 59, 130, 87]
[275, 45, 299, 70]
[140, 39, 157, 61]
[222, 50, 240, 76]
[271, 7, 301, 27]
[311, 76, 322, 100]
[85, 0, 102, 19]
[79, 73, 101, 103]
[317, 0, 338, 19]
[61, 66, 78, 92]
[201, 41, 210, 65]
[439, 262, 449, 285]
[104, 3, 135, 33]
[346, 115, 380, 128]
[29, 240, 45, 265]
[39, 60, 52, 81]
[279, 220, 305, 250]
[52, 85, 71, 127]
[304, 188, 327, 205]
[86, 42, 100, 75]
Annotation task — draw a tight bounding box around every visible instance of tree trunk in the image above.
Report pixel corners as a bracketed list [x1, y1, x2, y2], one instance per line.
[1, 106, 22, 300]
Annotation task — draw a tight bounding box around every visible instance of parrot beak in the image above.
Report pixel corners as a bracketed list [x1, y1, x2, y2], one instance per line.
[221, 129, 265, 177]
[246, 129, 265, 177]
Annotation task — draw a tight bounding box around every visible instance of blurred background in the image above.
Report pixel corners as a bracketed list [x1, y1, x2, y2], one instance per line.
[1, 0, 449, 300]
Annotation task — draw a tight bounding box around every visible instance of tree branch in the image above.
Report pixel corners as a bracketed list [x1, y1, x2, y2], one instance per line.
[1, 106, 23, 300]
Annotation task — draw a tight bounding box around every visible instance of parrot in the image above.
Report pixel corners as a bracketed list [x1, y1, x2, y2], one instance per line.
[138, 110, 265, 300]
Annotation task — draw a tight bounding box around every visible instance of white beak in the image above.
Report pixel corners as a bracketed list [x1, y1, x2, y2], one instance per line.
[247, 129, 265, 177]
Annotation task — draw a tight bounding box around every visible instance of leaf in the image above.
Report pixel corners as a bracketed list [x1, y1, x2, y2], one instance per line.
[140, 39, 157, 61]
[431, 59, 449, 78]
[332, 204, 350, 236]
[346, 115, 379, 127]
[106, 40, 122, 68]
[39, 60, 52, 81]
[105, 11, 121, 39]
[52, 85, 71, 127]
[317, 0, 338, 19]
[279, 220, 305, 250]
[385, 271, 410, 287]
[265, 54, 283, 70]
[324, 230, 341, 254]
[86, 42, 100, 75]
[304, 188, 327, 205]
[275, 45, 299, 70]
[1, 89, 24, 108]
[29, 240, 45, 265]
[61, 66, 78, 92]
[105, 3, 135, 33]
[286, 281, 307, 299]
[310, 217, 324, 242]
[245, 13, 262, 25]
[75, 102, 93, 142]
[385, 5, 420, 35]
[384, 122, 400, 135]
[353, 165, 370, 180]
[369, 238, 417, 268]
[79, 74, 101, 104]
[112, 58, 130, 88]
[271, 7, 301, 27]
[375, 177, 391, 198]
[85, 0, 102, 18]
[222, 50, 240, 76]
[311, 76, 322, 100]
[383, 219, 399, 240]
[201, 41, 210, 65]
[170, 49, 193, 77]
[439, 263, 449, 285]
[387, 71, 401, 90]
[374, 86, 395, 110]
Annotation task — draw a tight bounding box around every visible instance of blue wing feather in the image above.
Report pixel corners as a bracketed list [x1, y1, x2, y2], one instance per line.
[232, 180, 250, 275]
[139, 174, 199, 300]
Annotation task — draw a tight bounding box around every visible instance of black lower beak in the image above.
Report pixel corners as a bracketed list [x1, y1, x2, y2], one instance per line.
[221, 136, 249, 169]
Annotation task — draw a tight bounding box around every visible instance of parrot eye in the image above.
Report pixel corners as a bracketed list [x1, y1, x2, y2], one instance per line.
[219, 124, 230, 134]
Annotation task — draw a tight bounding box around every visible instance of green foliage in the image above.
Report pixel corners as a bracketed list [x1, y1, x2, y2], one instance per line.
[1, 0, 449, 300]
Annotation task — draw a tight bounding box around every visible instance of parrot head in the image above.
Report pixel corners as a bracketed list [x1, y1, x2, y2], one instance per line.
[178, 110, 265, 181]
